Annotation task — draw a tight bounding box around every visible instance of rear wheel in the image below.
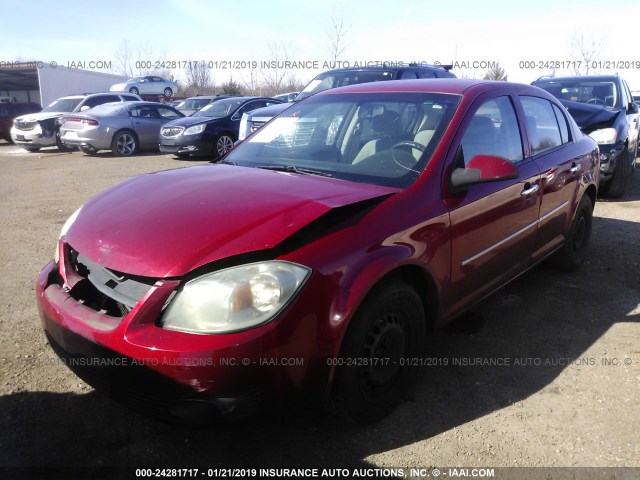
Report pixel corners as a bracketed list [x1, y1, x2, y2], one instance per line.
[163, 87, 173, 98]
[111, 131, 137, 156]
[129, 87, 139, 95]
[23, 146, 40, 152]
[329, 280, 425, 423]
[550, 195, 593, 271]
[602, 147, 632, 198]
[174, 153, 190, 159]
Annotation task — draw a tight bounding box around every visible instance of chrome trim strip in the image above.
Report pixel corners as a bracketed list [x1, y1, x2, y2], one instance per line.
[461, 200, 569, 266]
[539, 200, 569, 222]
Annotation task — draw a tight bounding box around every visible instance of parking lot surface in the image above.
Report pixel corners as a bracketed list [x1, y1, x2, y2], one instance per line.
[0, 141, 639, 476]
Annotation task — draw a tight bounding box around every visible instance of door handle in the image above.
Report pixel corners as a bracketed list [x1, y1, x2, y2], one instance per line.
[521, 183, 539, 197]
[569, 163, 581, 173]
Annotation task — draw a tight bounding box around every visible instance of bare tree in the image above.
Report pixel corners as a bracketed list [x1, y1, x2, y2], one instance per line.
[241, 68, 262, 96]
[483, 63, 508, 81]
[183, 60, 215, 96]
[113, 39, 171, 77]
[570, 34, 603, 75]
[326, 9, 350, 64]
[261, 42, 295, 95]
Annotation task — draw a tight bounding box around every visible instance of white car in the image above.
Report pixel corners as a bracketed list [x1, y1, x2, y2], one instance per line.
[110, 76, 178, 97]
[11, 92, 140, 152]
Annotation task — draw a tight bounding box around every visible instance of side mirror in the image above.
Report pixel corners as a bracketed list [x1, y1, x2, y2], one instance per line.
[628, 102, 639, 114]
[231, 112, 241, 121]
[451, 155, 519, 189]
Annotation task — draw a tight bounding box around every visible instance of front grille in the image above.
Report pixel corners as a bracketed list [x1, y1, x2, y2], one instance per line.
[63, 248, 157, 317]
[161, 126, 184, 137]
[250, 121, 266, 133]
[13, 119, 37, 130]
[276, 120, 316, 148]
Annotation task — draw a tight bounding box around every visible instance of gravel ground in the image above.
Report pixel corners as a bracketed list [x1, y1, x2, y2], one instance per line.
[0, 141, 638, 479]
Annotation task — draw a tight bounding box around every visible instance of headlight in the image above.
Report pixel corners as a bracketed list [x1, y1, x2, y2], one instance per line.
[54, 206, 82, 263]
[184, 124, 206, 135]
[160, 261, 310, 334]
[588, 128, 617, 144]
[238, 113, 248, 141]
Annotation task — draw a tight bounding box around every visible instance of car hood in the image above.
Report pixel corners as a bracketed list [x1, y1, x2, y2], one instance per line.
[164, 116, 223, 127]
[14, 111, 65, 122]
[559, 100, 620, 133]
[65, 164, 398, 278]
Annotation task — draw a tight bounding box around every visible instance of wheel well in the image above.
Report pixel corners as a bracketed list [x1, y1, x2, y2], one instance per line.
[374, 265, 439, 334]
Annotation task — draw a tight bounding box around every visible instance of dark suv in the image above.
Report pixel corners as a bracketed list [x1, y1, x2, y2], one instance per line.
[238, 63, 455, 141]
[532, 75, 639, 197]
[0, 102, 41, 142]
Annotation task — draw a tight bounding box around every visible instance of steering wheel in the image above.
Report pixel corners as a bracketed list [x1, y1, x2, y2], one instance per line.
[586, 98, 604, 105]
[391, 141, 425, 152]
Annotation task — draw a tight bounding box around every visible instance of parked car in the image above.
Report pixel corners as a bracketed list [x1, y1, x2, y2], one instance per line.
[159, 96, 282, 158]
[175, 95, 237, 116]
[37, 79, 599, 423]
[0, 101, 41, 142]
[532, 75, 639, 197]
[59, 101, 184, 156]
[110, 76, 178, 97]
[11, 92, 141, 152]
[238, 63, 456, 141]
[273, 91, 299, 103]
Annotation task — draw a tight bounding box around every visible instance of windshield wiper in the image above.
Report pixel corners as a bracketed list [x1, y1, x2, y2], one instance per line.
[257, 165, 332, 177]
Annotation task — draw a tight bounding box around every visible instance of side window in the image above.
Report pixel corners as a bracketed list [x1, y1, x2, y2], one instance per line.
[417, 69, 437, 79]
[121, 94, 139, 101]
[399, 70, 419, 79]
[238, 101, 265, 115]
[520, 96, 562, 155]
[552, 104, 570, 144]
[157, 107, 181, 119]
[459, 96, 523, 165]
[129, 107, 142, 117]
[622, 80, 634, 106]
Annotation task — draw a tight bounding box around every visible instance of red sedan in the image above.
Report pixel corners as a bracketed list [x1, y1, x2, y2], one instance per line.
[36, 79, 599, 423]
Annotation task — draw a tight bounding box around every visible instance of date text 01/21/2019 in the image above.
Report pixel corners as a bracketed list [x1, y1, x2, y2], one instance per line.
[519, 60, 640, 70]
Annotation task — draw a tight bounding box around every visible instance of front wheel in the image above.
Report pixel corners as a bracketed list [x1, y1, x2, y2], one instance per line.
[163, 87, 173, 98]
[111, 131, 137, 156]
[329, 280, 425, 423]
[213, 133, 234, 158]
[549, 195, 593, 271]
[129, 87, 139, 95]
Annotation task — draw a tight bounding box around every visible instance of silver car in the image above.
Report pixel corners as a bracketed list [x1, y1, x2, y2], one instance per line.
[110, 76, 178, 97]
[59, 101, 184, 156]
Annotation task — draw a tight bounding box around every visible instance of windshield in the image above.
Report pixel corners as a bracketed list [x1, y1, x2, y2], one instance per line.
[192, 98, 244, 118]
[225, 92, 459, 188]
[296, 70, 396, 101]
[537, 80, 619, 108]
[42, 98, 83, 113]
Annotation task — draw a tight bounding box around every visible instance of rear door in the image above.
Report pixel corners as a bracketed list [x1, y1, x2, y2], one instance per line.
[444, 94, 541, 316]
[517, 95, 587, 261]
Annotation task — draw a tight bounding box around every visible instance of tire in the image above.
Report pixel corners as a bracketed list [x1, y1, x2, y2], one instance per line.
[23, 146, 40, 152]
[174, 153, 190, 159]
[129, 87, 139, 95]
[163, 87, 173, 98]
[111, 131, 137, 156]
[55, 128, 73, 152]
[79, 146, 97, 155]
[602, 147, 632, 198]
[329, 280, 425, 423]
[213, 133, 234, 158]
[550, 195, 593, 271]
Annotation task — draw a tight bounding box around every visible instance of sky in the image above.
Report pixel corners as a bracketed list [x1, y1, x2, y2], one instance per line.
[1, 0, 640, 91]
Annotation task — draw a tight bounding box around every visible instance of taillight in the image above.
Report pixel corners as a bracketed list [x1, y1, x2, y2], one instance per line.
[63, 117, 99, 126]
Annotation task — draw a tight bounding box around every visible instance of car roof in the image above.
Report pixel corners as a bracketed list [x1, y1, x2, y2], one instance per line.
[316, 78, 486, 95]
[534, 75, 620, 83]
[318, 64, 449, 74]
[121, 101, 175, 107]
